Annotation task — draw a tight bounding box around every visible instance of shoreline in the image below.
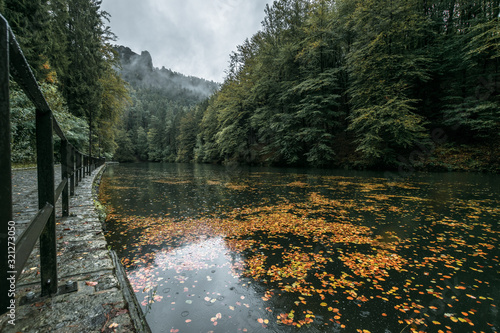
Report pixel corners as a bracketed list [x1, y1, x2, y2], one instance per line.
[1, 165, 149, 333]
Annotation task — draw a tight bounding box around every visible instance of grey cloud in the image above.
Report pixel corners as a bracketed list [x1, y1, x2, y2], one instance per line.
[101, 0, 273, 82]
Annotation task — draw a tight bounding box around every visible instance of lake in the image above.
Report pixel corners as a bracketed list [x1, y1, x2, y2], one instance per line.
[99, 163, 500, 333]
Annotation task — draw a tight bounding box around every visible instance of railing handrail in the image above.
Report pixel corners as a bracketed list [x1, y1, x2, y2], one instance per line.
[0, 14, 106, 314]
[4, 15, 88, 157]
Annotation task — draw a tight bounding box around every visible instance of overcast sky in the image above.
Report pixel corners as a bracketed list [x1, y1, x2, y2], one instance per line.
[100, 0, 273, 82]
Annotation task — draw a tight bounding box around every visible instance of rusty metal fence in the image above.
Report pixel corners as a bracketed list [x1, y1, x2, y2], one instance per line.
[0, 14, 105, 314]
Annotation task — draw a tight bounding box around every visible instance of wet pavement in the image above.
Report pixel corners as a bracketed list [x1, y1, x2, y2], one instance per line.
[0, 165, 148, 333]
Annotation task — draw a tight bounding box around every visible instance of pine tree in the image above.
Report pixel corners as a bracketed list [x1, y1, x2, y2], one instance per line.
[3, 0, 52, 80]
[62, 0, 108, 157]
[98, 43, 131, 158]
[291, 0, 346, 166]
[46, 0, 70, 82]
[346, 0, 432, 166]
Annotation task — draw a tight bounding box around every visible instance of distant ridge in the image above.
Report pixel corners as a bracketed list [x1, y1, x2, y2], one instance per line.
[114, 45, 219, 99]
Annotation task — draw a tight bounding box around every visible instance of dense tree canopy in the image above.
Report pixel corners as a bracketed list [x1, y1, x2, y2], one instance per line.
[111, 46, 218, 163]
[165, 0, 499, 171]
[9, 0, 496, 171]
[3, 0, 129, 162]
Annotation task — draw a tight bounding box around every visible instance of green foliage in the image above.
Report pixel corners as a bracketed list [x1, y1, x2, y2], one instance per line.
[467, 17, 500, 60]
[43, 82, 89, 152]
[188, 0, 499, 170]
[177, 108, 201, 162]
[346, 0, 431, 166]
[443, 96, 500, 142]
[9, 82, 88, 164]
[10, 84, 36, 164]
[21, 0, 491, 170]
[98, 46, 132, 157]
[3, 0, 52, 80]
[4, 0, 130, 161]
[135, 126, 149, 161]
[195, 97, 221, 163]
[113, 129, 135, 162]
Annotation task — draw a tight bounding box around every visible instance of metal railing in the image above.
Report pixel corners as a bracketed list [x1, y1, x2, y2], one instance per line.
[0, 15, 105, 314]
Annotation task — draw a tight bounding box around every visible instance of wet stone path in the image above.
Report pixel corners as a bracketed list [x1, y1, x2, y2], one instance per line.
[0, 165, 145, 333]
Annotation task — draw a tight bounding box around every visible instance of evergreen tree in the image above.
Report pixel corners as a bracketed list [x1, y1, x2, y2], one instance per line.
[177, 108, 201, 162]
[3, 0, 52, 80]
[62, 0, 108, 157]
[135, 126, 148, 161]
[46, 0, 70, 83]
[346, 0, 431, 166]
[3, 0, 130, 162]
[98, 43, 132, 158]
[291, 0, 345, 166]
[114, 129, 135, 162]
[91, 0, 500, 170]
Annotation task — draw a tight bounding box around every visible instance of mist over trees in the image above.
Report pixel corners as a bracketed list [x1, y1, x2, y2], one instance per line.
[6, 0, 497, 171]
[117, 0, 500, 171]
[112, 46, 219, 162]
[159, 0, 497, 171]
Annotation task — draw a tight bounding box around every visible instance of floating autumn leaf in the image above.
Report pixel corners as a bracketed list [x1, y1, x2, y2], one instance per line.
[100, 167, 500, 333]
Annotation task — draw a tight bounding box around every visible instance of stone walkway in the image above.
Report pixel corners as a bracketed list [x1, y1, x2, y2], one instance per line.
[1, 165, 149, 333]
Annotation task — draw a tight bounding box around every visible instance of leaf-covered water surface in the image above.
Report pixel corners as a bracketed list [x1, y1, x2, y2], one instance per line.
[99, 163, 500, 333]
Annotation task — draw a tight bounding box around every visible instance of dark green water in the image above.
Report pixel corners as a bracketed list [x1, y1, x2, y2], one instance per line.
[99, 163, 500, 333]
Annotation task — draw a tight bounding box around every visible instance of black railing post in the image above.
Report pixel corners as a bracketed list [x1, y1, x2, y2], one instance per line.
[77, 153, 82, 182]
[0, 16, 13, 314]
[1, 15, 111, 306]
[83, 155, 86, 178]
[35, 108, 58, 296]
[70, 147, 75, 196]
[75, 150, 79, 187]
[82, 155, 85, 177]
[61, 140, 69, 217]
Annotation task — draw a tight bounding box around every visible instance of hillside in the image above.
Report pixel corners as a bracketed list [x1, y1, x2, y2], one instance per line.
[115, 45, 219, 103]
[112, 46, 218, 163]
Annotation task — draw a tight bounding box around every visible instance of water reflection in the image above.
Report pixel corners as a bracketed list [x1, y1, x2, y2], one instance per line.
[100, 163, 500, 333]
[127, 237, 271, 333]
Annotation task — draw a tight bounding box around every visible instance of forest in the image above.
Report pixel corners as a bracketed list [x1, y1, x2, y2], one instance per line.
[111, 46, 218, 162]
[3, 0, 131, 162]
[4, 0, 500, 172]
[186, 0, 500, 171]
